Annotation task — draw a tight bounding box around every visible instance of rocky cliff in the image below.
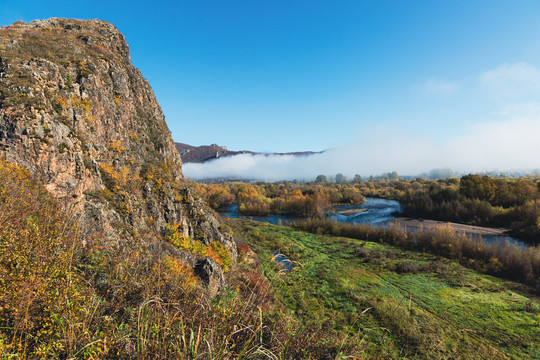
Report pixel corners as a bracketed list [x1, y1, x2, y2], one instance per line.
[0, 18, 235, 288]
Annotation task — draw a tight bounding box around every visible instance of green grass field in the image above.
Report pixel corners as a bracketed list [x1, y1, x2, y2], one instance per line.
[226, 219, 540, 359]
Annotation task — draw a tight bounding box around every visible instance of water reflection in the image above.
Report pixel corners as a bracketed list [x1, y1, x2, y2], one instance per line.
[330, 198, 403, 225]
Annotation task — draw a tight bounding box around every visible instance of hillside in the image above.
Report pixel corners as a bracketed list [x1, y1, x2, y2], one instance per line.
[176, 142, 320, 163]
[0, 157, 348, 358]
[176, 142, 253, 163]
[0, 18, 235, 268]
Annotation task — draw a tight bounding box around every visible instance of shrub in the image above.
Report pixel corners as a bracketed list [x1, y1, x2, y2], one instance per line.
[524, 300, 540, 314]
[294, 218, 540, 291]
[397, 261, 420, 274]
[0, 157, 355, 358]
[237, 243, 250, 255]
[167, 222, 233, 271]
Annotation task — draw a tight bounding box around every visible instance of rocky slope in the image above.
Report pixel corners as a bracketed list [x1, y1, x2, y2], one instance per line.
[0, 18, 235, 289]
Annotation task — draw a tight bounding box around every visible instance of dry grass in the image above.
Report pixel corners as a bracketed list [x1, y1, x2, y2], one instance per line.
[0, 158, 355, 359]
[295, 218, 540, 291]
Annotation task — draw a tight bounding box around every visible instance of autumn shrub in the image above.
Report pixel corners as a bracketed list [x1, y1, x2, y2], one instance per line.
[0, 158, 92, 357]
[166, 222, 233, 271]
[294, 218, 540, 290]
[237, 242, 250, 255]
[399, 176, 540, 241]
[0, 158, 361, 358]
[397, 261, 420, 274]
[193, 181, 365, 218]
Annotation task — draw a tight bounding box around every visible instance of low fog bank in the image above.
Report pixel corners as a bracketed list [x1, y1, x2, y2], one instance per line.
[183, 117, 540, 180]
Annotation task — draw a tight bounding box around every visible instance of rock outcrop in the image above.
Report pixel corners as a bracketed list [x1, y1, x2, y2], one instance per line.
[0, 18, 235, 290]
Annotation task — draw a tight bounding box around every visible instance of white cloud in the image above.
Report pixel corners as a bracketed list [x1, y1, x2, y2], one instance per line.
[493, 102, 540, 117]
[443, 117, 540, 171]
[183, 63, 540, 180]
[479, 62, 540, 100]
[183, 116, 540, 180]
[415, 78, 460, 96]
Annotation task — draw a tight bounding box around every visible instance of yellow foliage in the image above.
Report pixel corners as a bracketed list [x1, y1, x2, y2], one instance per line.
[78, 60, 89, 75]
[164, 255, 198, 288]
[108, 139, 125, 153]
[0, 157, 92, 358]
[488, 257, 503, 273]
[70, 94, 93, 123]
[166, 222, 232, 271]
[128, 132, 139, 142]
[99, 163, 122, 191]
[98, 163, 141, 215]
[141, 160, 179, 196]
[54, 96, 69, 112]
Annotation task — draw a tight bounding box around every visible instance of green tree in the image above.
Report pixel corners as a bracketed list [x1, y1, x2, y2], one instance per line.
[315, 175, 327, 183]
[335, 173, 347, 184]
[460, 175, 496, 202]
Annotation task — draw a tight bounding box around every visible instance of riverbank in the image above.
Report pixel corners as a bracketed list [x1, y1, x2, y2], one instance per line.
[221, 198, 524, 246]
[391, 217, 510, 236]
[293, 217, 540, 290]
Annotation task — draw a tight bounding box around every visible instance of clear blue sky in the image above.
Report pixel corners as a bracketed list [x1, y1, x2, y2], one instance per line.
[3, 1, 540, 153]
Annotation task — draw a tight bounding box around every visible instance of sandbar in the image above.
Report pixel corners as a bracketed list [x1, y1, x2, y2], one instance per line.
[390, 217, 510, 236]
[336, 208, 368, 216]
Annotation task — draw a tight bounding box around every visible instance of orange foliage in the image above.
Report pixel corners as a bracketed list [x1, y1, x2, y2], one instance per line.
[166, 222, 233, 271]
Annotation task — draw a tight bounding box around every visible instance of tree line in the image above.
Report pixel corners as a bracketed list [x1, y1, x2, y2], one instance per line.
[191, 174, 540, 244]
[190, 182, 365, 217]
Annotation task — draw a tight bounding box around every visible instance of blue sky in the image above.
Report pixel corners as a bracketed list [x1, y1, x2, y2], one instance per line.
[2, 1, 540, 176]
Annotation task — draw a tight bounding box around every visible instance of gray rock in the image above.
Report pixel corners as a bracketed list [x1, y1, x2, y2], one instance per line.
[0, 18, 236, 291]
[193, 258, 226, 297]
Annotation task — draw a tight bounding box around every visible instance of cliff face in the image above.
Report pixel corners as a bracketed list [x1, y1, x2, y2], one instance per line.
[0, 19, 235, 279]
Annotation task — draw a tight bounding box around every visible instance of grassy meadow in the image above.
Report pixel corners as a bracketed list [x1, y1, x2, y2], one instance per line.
[226, 219, 540, 359]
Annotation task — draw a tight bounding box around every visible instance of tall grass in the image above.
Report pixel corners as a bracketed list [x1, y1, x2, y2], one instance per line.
[294, 218, 540, 291]
[0, 158, 358, 359]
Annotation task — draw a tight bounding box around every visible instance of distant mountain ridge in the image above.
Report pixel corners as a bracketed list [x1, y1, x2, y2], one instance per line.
[175, 142, 320, 163]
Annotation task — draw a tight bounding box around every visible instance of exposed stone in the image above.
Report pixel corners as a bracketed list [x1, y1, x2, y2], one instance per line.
[0, 18, 236, 290]
[193, 258, 226, 298]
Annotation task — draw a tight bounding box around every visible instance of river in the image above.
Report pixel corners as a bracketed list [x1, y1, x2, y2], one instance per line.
[219, 198, 526, 247]
[329, 198, 402, 225]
